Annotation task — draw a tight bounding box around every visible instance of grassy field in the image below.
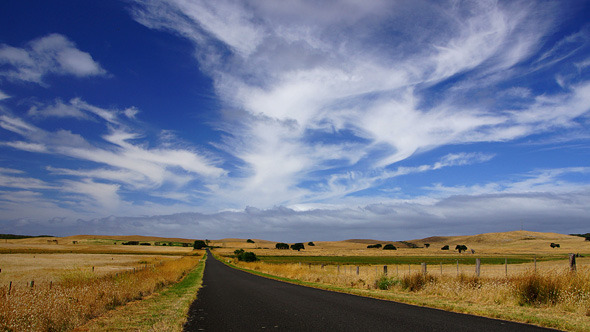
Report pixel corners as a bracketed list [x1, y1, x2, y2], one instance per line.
[257, 254, 561, 265]
[0, 235, 204, 331]
[76, 253, 206, 332]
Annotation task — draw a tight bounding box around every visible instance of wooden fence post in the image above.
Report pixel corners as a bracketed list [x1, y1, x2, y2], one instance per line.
[30, 280, 34, 288]
[408, 264, 411, 274]
[337, 265, 340, 274]
[421, 263, 427, 276]
[534, 255, 537, 273]
[475, 258, 481, 277]
[356, 266, 359, 275]
[456, 260, 459, 276]
[383, 265, 388, 275]
[569, 253, 577, 272]
[8, 281, 12, 295]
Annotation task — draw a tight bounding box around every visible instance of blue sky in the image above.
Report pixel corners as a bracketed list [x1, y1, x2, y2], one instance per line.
[0, 0, 589, 241]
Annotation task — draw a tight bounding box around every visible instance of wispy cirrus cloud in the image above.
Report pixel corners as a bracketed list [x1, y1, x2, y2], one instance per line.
[130, 0, 590, 211]
[0, 96, 225, 214]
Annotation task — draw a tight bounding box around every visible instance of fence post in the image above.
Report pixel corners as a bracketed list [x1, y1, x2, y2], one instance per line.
[396, 265, 399, 276]
[337, 265, 340, 274]
[383, 265, 388, 275]
[49, 281, 52, 290]
[30, 280, 34, 288]
[534, 255, 537, 273]
[408, 264, 411, 274]
[475, 258, 481, 277]
[8, 281, 11, 295]
[421, 263, 427, 276]
[569, 253, 577, 272]
[356, 266, 360, 275]
[456, 260, 459, 276]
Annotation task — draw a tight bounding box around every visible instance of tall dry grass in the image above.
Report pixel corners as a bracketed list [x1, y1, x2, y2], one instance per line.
[234, 260, 590, 317]
[0, 256, 200, 331]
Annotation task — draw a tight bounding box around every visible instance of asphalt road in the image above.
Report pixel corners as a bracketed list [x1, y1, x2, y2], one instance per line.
[183, 252, 558, 331]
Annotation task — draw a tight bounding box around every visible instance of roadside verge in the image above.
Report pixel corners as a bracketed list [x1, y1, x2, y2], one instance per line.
[75, 253, 206, 331]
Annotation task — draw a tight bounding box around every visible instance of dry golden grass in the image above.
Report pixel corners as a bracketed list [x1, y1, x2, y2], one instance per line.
[212, 231, 590, 257]
[0, 253, 182, 285]
[0, 254, 202, 332]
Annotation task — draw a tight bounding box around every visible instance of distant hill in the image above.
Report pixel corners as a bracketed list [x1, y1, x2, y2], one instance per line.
[0, 234, 53, 239]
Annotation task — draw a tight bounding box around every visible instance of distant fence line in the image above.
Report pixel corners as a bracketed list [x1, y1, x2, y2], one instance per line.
[295, 253, 582, 278]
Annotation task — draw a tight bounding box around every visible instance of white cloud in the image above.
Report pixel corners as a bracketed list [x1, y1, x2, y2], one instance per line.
[0, 90, 9, 100]
[0, 34, 106, 84]
[127, 0, 590, 212]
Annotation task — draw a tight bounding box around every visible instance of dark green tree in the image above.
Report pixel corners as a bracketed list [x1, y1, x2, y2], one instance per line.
[383, 244, 397, 250]
[237, 251, 258, 262]
[455, 244, 468, 253]
[247, 239, 255, 243]
[441, 245, 450, 250]
[307, 241, 315, 246]
[291, 243, 305, 251]
[193, 240, 207, 249]
[424, 243, 430, 248]
[275, 242, 289, 250]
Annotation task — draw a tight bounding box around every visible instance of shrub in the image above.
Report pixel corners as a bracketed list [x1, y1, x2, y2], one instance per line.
[307, 241, 315, 246]
[234, 249, 245, 256]
[514, 273, 560, 306]
[367, 244, 382, 248]
[376, 275, 398, 290]
[441, 245, 449, 250]
[140, 242, 151, 246]
[275, 242, 289, 250]
[424, 243, 430, 248]
[193, 240, 207, 249]
[550, 242, 560, 248]
[383, 244, 397, 250]
[237, 251, 258, 262]
[122, 241, 139, 245]
[291, 243, 305, 251]
[247, 239, 255, 243]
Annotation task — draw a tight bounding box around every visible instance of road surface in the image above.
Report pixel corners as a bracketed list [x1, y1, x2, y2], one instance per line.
[183, 252, 557, 331]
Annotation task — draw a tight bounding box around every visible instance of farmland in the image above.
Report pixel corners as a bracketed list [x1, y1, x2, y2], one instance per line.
[0, 235, 202, 331]
[1, 230, 589, 331]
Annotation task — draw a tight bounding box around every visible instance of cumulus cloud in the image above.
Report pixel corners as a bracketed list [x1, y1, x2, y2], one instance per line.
[0, 34, 106, 84]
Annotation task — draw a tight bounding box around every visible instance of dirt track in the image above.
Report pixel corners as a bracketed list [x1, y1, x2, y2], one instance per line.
[183, 252, 557, 331]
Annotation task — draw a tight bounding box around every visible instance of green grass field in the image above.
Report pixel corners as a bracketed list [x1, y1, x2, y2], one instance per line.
[258, 254, 564, 265]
